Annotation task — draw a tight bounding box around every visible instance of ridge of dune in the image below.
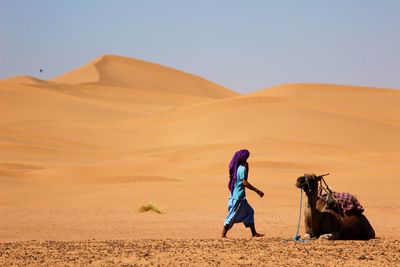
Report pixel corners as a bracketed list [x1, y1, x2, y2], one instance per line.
[3, 75, 49, 85]
[249, 83, 400, 124]
[252, 83, 398, 96]
[51, 58, 101, 85]
[151, 82, 400, 120]
[52, 55, 237, 99]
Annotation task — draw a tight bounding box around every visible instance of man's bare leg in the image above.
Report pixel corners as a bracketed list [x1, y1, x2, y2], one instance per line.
[221, 225, 229, 238]
[248, 223, 264, 237]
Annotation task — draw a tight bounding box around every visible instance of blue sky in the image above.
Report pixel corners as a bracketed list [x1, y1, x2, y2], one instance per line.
[1, 1, 399, 93]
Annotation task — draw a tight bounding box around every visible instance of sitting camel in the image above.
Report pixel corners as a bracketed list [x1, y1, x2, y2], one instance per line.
[295, 173, 375, 240]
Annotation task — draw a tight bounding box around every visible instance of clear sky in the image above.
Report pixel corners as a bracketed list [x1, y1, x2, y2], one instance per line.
[1, 0, 399, 93]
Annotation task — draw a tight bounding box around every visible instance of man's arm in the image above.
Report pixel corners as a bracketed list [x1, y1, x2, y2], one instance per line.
[243, 179, 264, 198]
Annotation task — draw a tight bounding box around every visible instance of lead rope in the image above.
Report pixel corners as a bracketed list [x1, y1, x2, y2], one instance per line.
[294, 189, 303, 241]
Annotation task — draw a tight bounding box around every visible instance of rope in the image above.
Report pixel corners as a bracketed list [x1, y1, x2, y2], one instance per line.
[323, 177, 344, 222]
[318, 176, 344, 225]
[319, 177, 339, 203]
[294, 189, 303, 241]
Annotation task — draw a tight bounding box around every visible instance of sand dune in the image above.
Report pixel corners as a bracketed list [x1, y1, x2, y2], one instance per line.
[94, 83, 400, 158]
[53, 55, 237, 99]
[1, 56, 400, 243]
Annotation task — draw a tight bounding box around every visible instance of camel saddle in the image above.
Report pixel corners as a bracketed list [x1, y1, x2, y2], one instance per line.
[323, 192, 365, 215]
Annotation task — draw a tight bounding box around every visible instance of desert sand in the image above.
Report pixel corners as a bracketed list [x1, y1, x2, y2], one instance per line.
[1, 55, 400, 265]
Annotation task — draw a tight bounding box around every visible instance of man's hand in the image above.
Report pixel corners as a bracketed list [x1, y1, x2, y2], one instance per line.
[243, 180, 264, 198]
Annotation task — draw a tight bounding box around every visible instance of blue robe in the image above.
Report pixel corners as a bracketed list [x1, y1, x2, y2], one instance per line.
[224, 165, 254, 229]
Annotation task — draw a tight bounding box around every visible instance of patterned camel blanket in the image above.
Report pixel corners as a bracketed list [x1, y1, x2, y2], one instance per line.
[332, 192, 364, 214]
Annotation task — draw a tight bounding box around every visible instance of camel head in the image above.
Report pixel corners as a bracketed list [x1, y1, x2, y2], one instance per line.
[296, 173, 321, 193]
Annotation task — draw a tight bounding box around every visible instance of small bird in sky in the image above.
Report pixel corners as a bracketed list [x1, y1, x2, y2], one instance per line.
[40, 69, 43, 73]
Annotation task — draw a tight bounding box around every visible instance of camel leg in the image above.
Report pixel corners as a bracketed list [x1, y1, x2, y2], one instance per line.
[303, 234, 312, 239]
[304, 222, 313, 239]
[319, 231, 340, 240]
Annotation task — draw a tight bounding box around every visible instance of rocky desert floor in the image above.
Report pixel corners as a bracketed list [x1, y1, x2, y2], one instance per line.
[1, 237, 400, 266]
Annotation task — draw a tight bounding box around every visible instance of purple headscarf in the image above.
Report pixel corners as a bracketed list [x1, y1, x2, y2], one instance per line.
[228, 149, 250, 193]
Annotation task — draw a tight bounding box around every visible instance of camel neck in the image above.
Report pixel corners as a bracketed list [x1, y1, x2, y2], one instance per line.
[305, 190, 321, 237]
[306, 190, 319, 209]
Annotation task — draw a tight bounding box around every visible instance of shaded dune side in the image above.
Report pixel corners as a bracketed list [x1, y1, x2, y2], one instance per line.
[52, 55, 237, 99]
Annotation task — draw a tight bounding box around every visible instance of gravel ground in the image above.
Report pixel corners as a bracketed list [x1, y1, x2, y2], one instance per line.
[1, 237, 399, 266]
